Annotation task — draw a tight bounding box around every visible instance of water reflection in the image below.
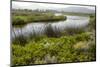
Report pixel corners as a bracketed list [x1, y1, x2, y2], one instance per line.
[12, 15, 90, 39]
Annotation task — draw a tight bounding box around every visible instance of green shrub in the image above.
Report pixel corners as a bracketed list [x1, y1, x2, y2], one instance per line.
[12, 32, 96, 66]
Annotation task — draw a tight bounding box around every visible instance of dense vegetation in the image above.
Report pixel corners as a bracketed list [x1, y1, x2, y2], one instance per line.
[12, 32, 96, 66]
[12, 9, 96, 66]
[89, 15, 96, 30]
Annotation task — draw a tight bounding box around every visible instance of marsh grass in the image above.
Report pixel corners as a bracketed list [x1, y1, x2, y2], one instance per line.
[12, 13, 66, 26]
[12, 32, 96, 66]
[89, 15, 96, 30]
[12, 10, 96, 66]
[12, 14, 96, 65]
[12, 26, 87, 46]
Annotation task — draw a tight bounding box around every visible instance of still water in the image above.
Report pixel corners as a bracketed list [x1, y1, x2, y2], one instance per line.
[12, 14, 90, 39]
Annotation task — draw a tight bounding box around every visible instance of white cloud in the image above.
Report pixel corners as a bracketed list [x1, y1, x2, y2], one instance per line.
[12, 1, 95, 10]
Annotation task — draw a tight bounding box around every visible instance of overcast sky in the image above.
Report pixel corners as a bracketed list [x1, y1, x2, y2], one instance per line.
[12, 1, 95, 10]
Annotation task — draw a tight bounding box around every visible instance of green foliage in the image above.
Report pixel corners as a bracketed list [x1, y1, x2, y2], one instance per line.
[12, 32, 96, 66]
[12, 12, 66, 26]
[89, 15, 96, 30]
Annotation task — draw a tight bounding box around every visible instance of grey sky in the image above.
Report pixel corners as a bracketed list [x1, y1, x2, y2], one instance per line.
[12, 1, 95, 10]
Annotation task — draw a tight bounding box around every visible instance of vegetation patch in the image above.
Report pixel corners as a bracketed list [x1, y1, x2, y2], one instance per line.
[12, 32, 96, 66]
[12, 12, 66, 26]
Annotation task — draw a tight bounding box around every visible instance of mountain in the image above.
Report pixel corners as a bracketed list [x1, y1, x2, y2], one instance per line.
[56, 6, 95, 14]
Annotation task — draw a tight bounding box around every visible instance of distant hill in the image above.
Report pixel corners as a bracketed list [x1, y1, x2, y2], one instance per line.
[12, 3, 95, 14]
[55, 6, 95, 14]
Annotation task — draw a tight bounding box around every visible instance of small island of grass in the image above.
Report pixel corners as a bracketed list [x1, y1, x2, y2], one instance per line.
[12, 12, 66, 26]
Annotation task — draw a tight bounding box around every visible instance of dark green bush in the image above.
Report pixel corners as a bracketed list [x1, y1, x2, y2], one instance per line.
[12, 17, 25, 25]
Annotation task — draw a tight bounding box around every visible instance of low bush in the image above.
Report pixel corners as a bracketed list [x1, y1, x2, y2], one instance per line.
[12, 32, 96, 66]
